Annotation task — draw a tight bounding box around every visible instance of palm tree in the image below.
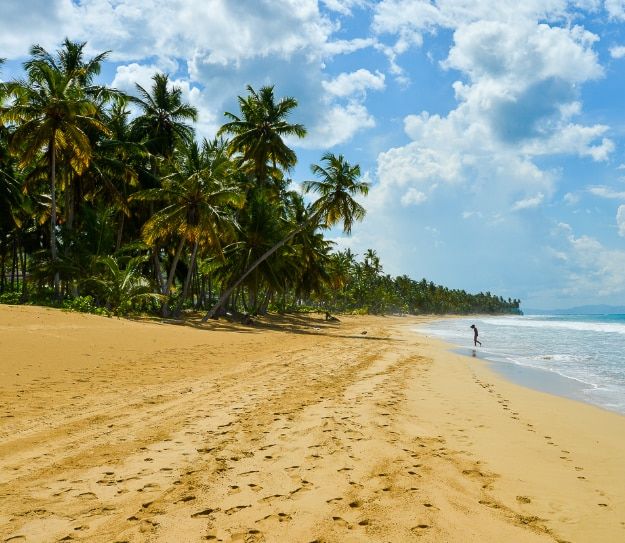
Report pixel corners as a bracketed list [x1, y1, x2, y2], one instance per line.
[129, 73, 198, 293]
[131, 138, 243, 310]
[202, 152, 369, 320]
[81, 96, 146, 251]
[130, 73, 197, 161]
[218, 85, 306, 190]
[0, 40, 110, 297]
[216, 189, 291, 314]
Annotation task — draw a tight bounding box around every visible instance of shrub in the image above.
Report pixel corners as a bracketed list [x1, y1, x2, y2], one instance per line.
[0, 291, 24, 305]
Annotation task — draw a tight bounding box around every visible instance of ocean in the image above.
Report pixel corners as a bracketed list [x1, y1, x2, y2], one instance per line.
[418, 314, 625, 416]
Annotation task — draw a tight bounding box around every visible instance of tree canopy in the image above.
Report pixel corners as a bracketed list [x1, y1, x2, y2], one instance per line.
[0, 39, 521, 319]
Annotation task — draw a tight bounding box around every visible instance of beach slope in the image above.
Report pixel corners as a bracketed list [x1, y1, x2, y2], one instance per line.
[0, 306, 624, 542]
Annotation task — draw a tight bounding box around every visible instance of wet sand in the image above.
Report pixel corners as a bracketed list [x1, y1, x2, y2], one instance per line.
[1, 306, 624, 542]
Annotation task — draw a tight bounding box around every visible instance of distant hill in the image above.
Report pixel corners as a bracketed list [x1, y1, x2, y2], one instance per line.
[524, 305, 625, 315]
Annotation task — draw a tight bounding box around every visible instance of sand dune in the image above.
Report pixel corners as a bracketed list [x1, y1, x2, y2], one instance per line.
[1, 306, 624, 542]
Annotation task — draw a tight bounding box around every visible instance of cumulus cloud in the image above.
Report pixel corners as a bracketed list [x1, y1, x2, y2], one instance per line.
[368, 1, 611, 216]
[322, 69, 385, 97]
[303, 101, 376, 148]
[111, 63, 163, 95]
[444, 21, 601, 83]
[1, 0, 387, 149]
[55, 0, 336, 65]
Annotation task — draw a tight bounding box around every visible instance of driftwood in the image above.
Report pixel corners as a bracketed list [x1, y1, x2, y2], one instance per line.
[325, 311, 340, 322]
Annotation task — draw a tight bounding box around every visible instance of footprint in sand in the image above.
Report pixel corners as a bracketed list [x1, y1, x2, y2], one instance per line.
[257, 512, 292, 527]
[225, 504, 251, 515]
[290, 480, 313, 495]
[332, 516, 351, 529]
[260, 494, 285, 503]
[77, 492, 97, 499]
[191, 508, 217, 518]
[230, 529, 263, 542]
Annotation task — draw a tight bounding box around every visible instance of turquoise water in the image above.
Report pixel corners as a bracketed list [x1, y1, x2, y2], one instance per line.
[418, 314, 625, 415]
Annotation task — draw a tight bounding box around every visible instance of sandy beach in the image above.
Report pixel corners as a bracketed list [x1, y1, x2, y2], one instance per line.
[1, 306, 624, 542]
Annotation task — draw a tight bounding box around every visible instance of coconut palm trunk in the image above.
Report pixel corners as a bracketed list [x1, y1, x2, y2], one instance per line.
[165, 237, 185, 295]
[175, 239, 199, 315]
[49, 138, 60, 297]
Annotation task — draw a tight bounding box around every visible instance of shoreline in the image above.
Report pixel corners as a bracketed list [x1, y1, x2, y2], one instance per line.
[1, 306, 624, 542]
[455, 345, 621, 417]
[418, 316, 625, 418]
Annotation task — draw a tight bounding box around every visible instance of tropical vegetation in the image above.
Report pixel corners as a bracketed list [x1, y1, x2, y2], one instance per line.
[0, 40, 521, 318]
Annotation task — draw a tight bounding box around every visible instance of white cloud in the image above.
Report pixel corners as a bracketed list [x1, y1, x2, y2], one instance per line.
[377, 141, 462, 187]
[111, 63, 162, 95]
[609, 45, 625, 58]
[369, 2, 611, 216]
[564, 192, 580, 205]
[0, 0, 382, 150]
[588, 186, 625, 199]
[462, 210, 484, 219]
[605, 0, 625, 20]
[521, 124, 613, 161]
[47, 0, 335, 66]
[617, 205, 625, 236]
[0, 0, 69, 57]
[323, 37, 377, 56]
[321, 0, 366, 15]
[303, 101, 375, 148]
[512, 192, 545, 210]
[548, 223, 625, 297]
[401, 188, 427, 206]
[322, 69, 385, 97]
[444, 21, 601, 84]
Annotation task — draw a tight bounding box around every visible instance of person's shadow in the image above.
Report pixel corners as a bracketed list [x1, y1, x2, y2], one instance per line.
[472, 349, 477, 357]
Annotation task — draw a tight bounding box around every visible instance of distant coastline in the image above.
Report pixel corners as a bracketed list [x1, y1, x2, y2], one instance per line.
[523, 304, 625, 315]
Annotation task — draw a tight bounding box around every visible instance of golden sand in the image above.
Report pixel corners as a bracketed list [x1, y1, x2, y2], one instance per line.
[0, 306, 624, 542]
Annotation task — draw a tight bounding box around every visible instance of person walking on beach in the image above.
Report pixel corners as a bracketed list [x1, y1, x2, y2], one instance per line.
[470, 324, 482, 347]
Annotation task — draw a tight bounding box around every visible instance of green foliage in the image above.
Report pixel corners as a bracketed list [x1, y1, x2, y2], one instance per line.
[62, 295, 110, 316]
[304, 249, 522, 316]
[85, 255, 164, 315]
[0, 291, 23, 305]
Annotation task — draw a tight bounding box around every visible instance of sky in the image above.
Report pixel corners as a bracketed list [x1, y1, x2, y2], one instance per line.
[3, 0, 625, 309]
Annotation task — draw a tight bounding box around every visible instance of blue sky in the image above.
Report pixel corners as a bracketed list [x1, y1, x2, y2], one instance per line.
[3, 0, 625, 309]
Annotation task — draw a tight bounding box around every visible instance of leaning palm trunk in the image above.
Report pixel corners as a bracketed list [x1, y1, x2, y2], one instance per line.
[202, 213, 317, 321]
